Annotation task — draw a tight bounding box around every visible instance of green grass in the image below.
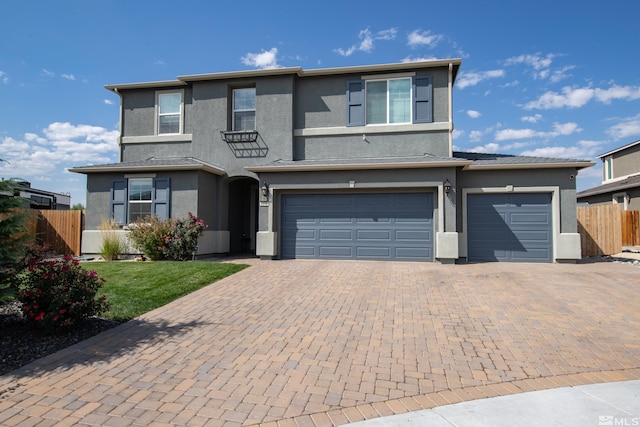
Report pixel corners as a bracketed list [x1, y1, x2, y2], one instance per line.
[86, 261, 247, 322]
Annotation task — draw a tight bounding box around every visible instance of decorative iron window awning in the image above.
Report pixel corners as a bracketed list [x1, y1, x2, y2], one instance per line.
[220, 130, 259, 143]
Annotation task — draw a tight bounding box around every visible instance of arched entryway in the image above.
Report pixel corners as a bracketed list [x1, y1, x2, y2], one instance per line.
[227, 177, 259, 254]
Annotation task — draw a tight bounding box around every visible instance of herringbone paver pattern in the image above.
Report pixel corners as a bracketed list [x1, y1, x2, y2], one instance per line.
[0, 260, 639, 426]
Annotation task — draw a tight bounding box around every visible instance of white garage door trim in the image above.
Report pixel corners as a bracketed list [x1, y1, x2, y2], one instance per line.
[280, 192, 434, 261]
[460, 186, 560, 261]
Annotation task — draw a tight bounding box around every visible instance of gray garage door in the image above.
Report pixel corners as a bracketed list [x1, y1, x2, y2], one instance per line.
[281, 193, 433, 261]
[467, 193, 553, 262]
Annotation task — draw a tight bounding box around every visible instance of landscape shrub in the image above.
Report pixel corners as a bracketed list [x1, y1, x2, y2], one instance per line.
[99, 217, 127, 261]
[161, 212, 207, 261]
[127, 215, 171, 260]
[128, 213, 207, 261]
[16, 256, 109, 332]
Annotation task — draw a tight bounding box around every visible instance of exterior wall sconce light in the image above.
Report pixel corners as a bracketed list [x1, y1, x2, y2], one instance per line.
[261, 182, 269, 199]
[443, 179, 452, 194]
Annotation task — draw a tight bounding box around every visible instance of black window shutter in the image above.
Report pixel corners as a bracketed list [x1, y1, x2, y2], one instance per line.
[152, 177, 171, 220]
[111, 179, 127, 225]
[346, 80, 365, 126]
[414, 76, 433, 123]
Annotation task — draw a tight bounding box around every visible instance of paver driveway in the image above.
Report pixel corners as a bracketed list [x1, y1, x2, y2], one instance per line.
[1, 259, 639, 426]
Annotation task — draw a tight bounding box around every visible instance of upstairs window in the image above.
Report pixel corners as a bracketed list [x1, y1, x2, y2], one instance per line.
[347, 75, 432, 126]
[157, 91, 183, 135]
[233, 88, 256, 131]
[604, 156, 613, 181]
[366, 78, 412, 124]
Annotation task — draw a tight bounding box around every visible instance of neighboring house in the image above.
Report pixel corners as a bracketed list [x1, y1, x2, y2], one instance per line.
[14, 181, 71, 210]
[577, 140, 640, 211]
[70, 59, 593, 263]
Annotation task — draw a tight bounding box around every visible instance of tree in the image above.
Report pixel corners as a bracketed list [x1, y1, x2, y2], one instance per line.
[0, 175, 33, 287]
[71, 203, 84, 210]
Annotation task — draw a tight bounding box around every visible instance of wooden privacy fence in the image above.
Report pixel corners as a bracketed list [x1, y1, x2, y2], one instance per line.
[24, 209, 85, 256]
[577, 205, 640, 256]
[621, 210, 640, 246]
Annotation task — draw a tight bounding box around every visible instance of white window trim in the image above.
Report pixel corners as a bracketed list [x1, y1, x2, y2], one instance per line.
[612, 192, 629, 210]
[365, 77, 412, 126]
[604, 156, 613, 182]
[232, 87, 256, 131]
[155, 89, 184, 135]
[128, 178, 153, 223]
[460, 186, 560, 262]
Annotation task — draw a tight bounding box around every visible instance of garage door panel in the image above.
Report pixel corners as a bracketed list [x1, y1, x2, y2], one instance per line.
[396, 230, 430, 241]
[319, 229, 353, 240]
[282, 193, 433, 261]
[356, 229, 391, 240]
[468, 193, 552, 263]
[319, 246, 353, 257]
[357, 247, 391, 258]
[395, 247, 432, 259]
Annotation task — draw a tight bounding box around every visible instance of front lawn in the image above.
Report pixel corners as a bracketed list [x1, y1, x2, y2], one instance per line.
[88, 261, 248, 322]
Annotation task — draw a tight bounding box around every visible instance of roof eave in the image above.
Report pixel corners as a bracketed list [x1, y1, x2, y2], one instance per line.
[246, 160, 471, 173]
[597, 139, 640, 159]
[68, 163, 225, 175]
[463, 161, 595, 171]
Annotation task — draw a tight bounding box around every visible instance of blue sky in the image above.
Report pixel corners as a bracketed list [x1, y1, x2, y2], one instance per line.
[1, 0, 639, 206]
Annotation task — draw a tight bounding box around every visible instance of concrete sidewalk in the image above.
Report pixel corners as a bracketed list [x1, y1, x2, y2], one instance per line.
[345, 380, 640, 426]
[1, 258, 639, 426]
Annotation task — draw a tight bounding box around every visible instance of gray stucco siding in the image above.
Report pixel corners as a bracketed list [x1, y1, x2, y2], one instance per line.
[188, 76, 295, 177]
[121, 141, 193, 162]
[121, 87, 193, 137]
[456, 168, 578, 234]
[611, 144, 640, 179]
[84, 171, 216, 230]
[294, 68, 451, 131]
[257, 167, 457, 234]
[293, 131, 450, 160]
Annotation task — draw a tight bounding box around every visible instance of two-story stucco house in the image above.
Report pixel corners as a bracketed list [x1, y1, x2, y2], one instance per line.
[577, 140, 640, 211]
[70, 59, 593, 263]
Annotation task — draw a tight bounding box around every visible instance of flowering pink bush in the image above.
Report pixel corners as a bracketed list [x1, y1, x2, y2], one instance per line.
[129, 213, 207, 261]
[161, 212, 207, 261]
[16, 256, 109, 332]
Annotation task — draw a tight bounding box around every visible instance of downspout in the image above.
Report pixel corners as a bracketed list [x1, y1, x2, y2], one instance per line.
[448, 62, 453, 157]
[113, 87, 124, 162]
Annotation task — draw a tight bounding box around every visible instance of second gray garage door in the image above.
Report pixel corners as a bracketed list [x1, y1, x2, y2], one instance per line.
[281, 192, 433, 261]
[467, 192, 553, 262]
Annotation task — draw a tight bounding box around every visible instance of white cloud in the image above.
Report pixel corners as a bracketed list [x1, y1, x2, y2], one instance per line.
[335, 28, 397, 57]
[456, 69, 505, 89]
[520, 140, 602, 160]
[495, 122, 581, 141]
[521, 114, 542, 123]
[241, 48, 281, 69]
[495, 128, 539, 141]
[469, 130, 483, 142]
[550, 65, 575, 83]
[0, 70, 8, 84]
[402, 55, 439, 63]
[504, 53, 557, 80]
[452, 129, 464, 140]
[607, 113, 640, 140]
[104, 99, 115, 105]
[525, 84, 640, 110]
[41, 68, 55, 77]
[0, 122, 119, 179]
[466, 110, 481, 119]
[61, 73, 76, 81]
[553, 122, 582, 135]
[470, 142, 501, 153]
[595, 85, 640, 104]
[407, 30, 442, 48]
